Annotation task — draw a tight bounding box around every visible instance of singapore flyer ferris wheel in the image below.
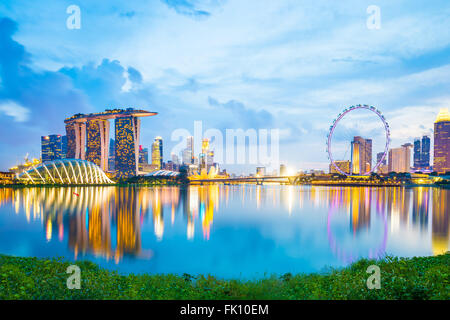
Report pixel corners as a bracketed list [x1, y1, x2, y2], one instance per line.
[327, 104, 391, 176]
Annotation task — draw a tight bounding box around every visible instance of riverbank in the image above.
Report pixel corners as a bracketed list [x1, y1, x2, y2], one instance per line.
[0, 253, 448, 300]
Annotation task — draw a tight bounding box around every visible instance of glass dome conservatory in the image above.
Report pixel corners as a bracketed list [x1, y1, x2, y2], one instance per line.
[19, 159, 114, 184]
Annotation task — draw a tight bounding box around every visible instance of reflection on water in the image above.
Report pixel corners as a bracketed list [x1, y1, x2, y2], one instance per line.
[0, 185, 448, 278]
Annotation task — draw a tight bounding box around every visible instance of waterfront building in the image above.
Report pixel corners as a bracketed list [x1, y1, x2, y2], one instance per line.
[351, 136, 372, 174]
[115, 116, 141, 178]
[139, 146, 149, 164]
[279, 164, 287, 176]
[329, 160, 351, 174]
[413, 135, 431, 170]
[434, 109, 450, 173]
[207, 151, 214, 169]
[186, 136, 194, 164]
[86, 119, 110, 172]
[65, 121, 86, 159]
[256, 167, 266, 176]
[388, 143, 412, 173]
[199, 153, 206, 170]
[65, 108, 157, 178]
[171, 153, 179, 165]
[151, 137, 163, 170]
[421, 135, 431, 168]
[414, 138, 421, 169]
[18, 159, 113, 184]
[108, 139, 115, 172]
[41, 134, 63, 162]
[376, 152, 387, 165]
[61, 135, 67, 158]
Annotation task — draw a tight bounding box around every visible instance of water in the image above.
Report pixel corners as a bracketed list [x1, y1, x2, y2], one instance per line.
[0, 185, 448, 279]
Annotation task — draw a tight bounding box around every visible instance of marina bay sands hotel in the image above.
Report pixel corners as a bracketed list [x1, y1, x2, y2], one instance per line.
[64, 108, 157, 178]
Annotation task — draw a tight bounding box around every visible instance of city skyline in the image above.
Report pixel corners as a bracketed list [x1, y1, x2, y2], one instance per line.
[1, 1, 450, 174]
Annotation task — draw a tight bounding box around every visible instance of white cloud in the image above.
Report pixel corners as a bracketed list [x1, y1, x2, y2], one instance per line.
[0, 101, 31, 122]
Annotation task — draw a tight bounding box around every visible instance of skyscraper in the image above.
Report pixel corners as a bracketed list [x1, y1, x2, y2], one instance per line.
[182, 136, 194, 165]
[414, 138, 421, 169]
[139, 146, 149, 164]
[61, 135, 68, 158]
[115, 116, 141, 178]
[108, 138, 115, 172]
[65, 121, 86, 159]
[413, 135, 431, 170]
[152, 137, 163, 170]
[41, 135, 63, 162]
[86, 119, 110, 172]
[434, 108, 450, 173]
[377, 152, 387, 165]
[421, 135, 431, 168]
[388, 143, 412, 173]
[351, 136, 372, 174]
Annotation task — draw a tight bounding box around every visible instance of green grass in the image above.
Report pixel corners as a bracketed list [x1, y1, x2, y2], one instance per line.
[0, 253, 448, 300]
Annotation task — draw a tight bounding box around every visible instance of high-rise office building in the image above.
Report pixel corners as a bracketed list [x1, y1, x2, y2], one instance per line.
[414, 138, 421, 169]
[388, 143, 412, 173]
[139, 146, 149, 164]
[86, 119, 110, 171]
[413, 135, 431, 170]
[171, 153, 179, 165]
[434, 109, 450, 173]
[61, 135, 68, 158]
[182, 136, 194, 165]
[421, 135, 431, 168]
[41, 134, 63, 162]
[207, 151, 214, 169]
[187, 136, 194, 162]
[351, 136, 372, 174]
[151, 137, 163, 170]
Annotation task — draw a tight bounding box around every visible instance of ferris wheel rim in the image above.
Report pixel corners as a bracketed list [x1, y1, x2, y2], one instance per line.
[327, 104, 390, 176]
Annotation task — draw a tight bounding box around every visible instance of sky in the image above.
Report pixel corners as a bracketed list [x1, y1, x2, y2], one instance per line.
[0, 0, 449, 173]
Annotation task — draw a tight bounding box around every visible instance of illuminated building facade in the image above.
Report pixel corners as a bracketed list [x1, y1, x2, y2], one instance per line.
[41, 134, 63, 162]
[434, 109, 450, 174]
[329, 160, 351, 174]
[65, 121, 86, 159]
[86, 119, 110, 171]
[414, 136, 431, 170]
[18, 159, 113, 184]
[151, 137, 163, 170]
[388, 143, 412, 173]
[65, 109, 157, 178]
[115, 116, 141, 178]
[279, 164, 287, 176]
[351, 136, 372, 174]
[414, 138, 421, 168]
[61, 135, 68, 158]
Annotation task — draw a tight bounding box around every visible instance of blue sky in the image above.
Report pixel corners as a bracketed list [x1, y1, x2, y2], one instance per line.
[0, 0, 449, 173]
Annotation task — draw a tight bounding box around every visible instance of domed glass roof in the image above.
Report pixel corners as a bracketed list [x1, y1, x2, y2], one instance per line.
[19, 159, 114, 184]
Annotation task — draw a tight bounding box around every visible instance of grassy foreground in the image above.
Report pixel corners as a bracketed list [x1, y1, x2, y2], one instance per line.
[0, 253, 449, 300]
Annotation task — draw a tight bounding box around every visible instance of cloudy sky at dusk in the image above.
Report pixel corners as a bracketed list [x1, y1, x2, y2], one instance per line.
[0, 0, 449, 173]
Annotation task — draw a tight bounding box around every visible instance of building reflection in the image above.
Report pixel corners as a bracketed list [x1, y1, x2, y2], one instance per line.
[0, 185, 448, 264]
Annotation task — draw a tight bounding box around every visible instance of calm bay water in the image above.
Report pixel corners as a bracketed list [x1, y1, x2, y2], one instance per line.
[0, 185, 448, 279]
